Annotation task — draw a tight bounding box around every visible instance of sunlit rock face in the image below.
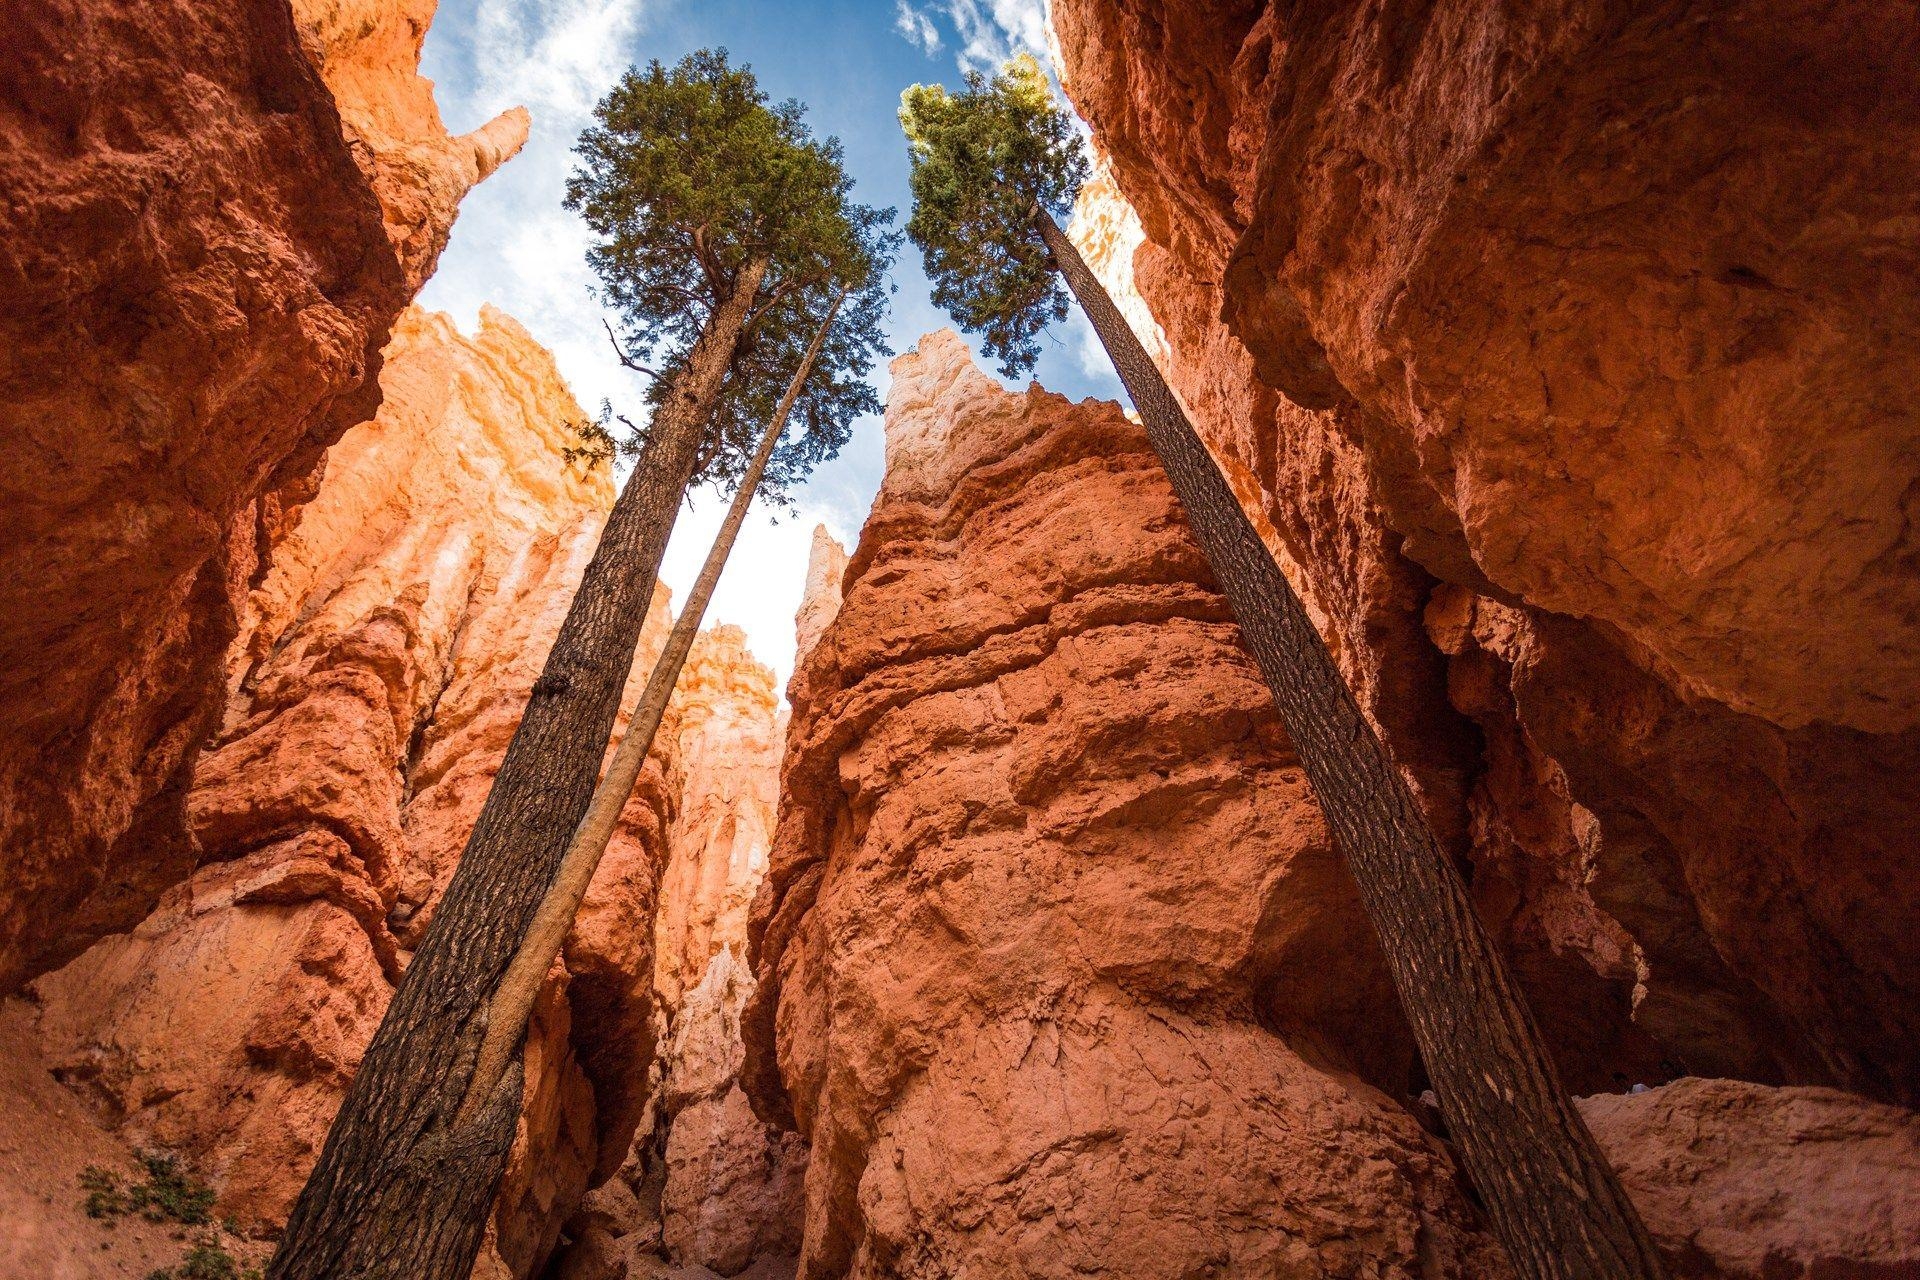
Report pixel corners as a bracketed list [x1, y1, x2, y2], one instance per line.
[0, 0, 526, 992]
[654, 628, 784, 1014]
[554, 627, 805, 1280]
[794, 525, 851, 663]
[289, 0, 531, 290]
[1053, 0, 1920, 1105]
[742, 331, 1506, 1280]
[652, 628, 805, 1275]
[25, 308, 670, 1278]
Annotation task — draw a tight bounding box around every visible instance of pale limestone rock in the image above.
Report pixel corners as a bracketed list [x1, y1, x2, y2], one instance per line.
[793, 526, 850, 667]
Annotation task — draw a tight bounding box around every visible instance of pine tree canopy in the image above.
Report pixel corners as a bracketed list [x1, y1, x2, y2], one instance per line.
[566, 48, 895, 495]
[901, 54, 1089, 378]
[673, 207, 898, 502]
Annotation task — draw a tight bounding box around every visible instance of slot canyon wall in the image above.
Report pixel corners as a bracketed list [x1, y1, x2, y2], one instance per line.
[555, 626, 808, 1280]
[14, 304, 692, 1278]
[742, 331, 1511, 1278]
[1050, 0, 1920, 1107]
[1, 1, 1916, 1278]
[0, 0, 527, 991]
[742, 330, 1920, 1279]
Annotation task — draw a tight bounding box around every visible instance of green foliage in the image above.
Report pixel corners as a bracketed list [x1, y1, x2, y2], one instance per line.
[561, 411, 639, 474]
[147, 1234, 261, 1280]
[80, 1152, 215, 1227]
[82, 1156, 253, 1280]
[130, 1151, 216, 1225]
[566, 48, 894, 498]
[664, 208, 897, 503]
[81, 1165, 128, 1220]
[901, 54, 1089, 378]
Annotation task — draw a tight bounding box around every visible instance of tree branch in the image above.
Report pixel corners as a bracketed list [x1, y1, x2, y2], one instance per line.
[602, 319, 658, 379]
[741, 274, 810, 337]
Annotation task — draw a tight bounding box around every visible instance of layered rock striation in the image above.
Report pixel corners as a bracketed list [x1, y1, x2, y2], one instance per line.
[24, 307, 669, 1277]
[1053, 0, 1920, 1105]
[648, 628, 805, 1278]
[0, 0, 526, 991]
[558, 627, 806, 1280]
[744, 331, 1507, 1278]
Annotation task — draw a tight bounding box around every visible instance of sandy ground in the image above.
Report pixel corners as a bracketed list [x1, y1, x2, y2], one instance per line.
[0, 998, 268, 1278]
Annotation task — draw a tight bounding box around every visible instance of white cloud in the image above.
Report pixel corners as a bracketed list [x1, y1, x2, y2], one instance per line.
[657, 489, 864, 691]
[889, 0, 1052, 74]
[417, 1, 898, 695]
[894, 1, 943, 56]
[469, 0, 653, 118]
[944, 0, 1050, 72]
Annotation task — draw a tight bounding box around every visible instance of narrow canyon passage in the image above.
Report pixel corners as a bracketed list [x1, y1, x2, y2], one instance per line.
[3, 1, 1918, 1279]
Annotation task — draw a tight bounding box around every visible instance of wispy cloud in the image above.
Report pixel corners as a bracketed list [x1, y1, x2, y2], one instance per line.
[889, 0, 1051, 73]
[419, 0, 667, 432]
[416, 0, 881, 690]
[947, 0, 1050, 72]
[468, 0, 654, 117]
[894, 1, 943, 56]
[415, 0, 1115, 688]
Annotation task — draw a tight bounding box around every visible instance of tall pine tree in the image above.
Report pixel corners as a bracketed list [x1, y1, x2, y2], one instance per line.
[900, 55, 1667, 1280]
[270, 50, 887, 1280]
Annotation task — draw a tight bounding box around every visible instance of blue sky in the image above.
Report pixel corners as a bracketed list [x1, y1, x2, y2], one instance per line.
[416, 0, 1121, 686]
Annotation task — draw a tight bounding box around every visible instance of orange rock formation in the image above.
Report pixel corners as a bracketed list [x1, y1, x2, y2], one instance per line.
[744, 331, 1507, 1278]
[3, 4, 1916, 1278]
[1052, 0, 1920, 1106]
[0, 0, 526, 991]
[557, 628, 805, 1280]
[24, 307, 671, 1278]
[1578, 1080, 1920, 1278]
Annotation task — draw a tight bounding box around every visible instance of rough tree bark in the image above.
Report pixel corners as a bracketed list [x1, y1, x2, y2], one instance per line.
[1035, 210, 1667, 1280]
[454, 286, 847, 1125]
[267, 257, 772, 1280]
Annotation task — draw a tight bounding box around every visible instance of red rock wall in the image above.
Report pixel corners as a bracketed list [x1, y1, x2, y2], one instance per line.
[1577, 1079, 1920, 1279]
[1052, 0, 1920, 1105]
[0, 0, 525, 991]
[24, 307, 668, 1277]
[558, 628, 806, 1280]
[744, 331, 1507, 1278]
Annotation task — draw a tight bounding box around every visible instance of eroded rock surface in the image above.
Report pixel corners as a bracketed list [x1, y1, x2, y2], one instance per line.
[558, 629, 803, 1280]
[1580, 1079, 1920, 1279]
[0, 0, 525, 991]
[26, 307, 667, 1276]
[743, 331, 1505, 1279]
[1054, 0, 1920, 1105]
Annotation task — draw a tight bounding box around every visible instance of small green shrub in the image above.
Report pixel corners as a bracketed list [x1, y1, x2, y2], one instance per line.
[126, 1151, 215, 1225]
[82, 1157, 256, 1280]
[145, 1233, 261, 1280]
[80, 1165, 129, 1220]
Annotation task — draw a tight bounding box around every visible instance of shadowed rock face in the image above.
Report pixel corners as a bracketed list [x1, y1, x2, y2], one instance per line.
[0, 0, 526, 991]
[743, 331, 1507, 1279]
[1577, 1079, 1920, 1280]
[26, 308, 668, 1278]
[1053, 0, 1920, 1105]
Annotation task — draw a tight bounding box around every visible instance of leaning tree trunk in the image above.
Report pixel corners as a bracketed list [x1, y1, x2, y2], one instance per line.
[268, 256, 771, 1280]
[1035, 211, 1667, 1280]
[453, 286, 848, 1125]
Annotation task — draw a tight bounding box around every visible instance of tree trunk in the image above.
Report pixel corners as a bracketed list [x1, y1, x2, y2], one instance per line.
[268, 256, 771, 1280]
[1035, 210, 1666, 1280]
[454, 287, 848, 1125]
